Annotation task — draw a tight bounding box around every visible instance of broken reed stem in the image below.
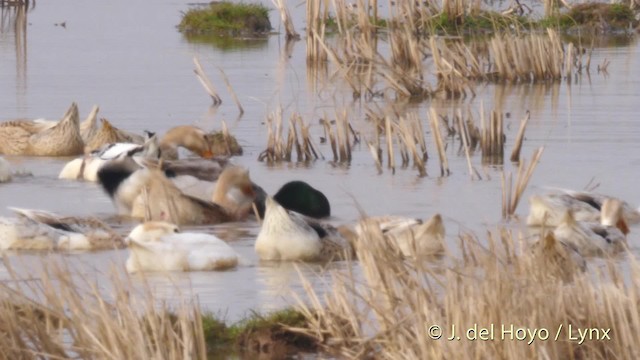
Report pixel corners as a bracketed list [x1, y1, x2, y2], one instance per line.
[367, 141, 382, 173]
[216, 66, 244, 115]
[272, 0, 300, 41]
[193, 57, 222, 106]
[458, 112, 480, 180]
[385, 116, 395, 173]
[220, 120, 232, 155]
[509, 147, 544, 215]
[429, 108, 449, 176]
[509, 110, 530, 163]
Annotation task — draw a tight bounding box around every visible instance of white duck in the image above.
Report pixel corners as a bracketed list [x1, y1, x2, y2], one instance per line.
[552, 198, 629, 257]
[340, 214, 446, 257]
[58, 133, 159, 181]
[255, 196, 352, 261]
[0, 208, 124, 251]
[124, 221, 239, 273]
[527, 190, 640, 227]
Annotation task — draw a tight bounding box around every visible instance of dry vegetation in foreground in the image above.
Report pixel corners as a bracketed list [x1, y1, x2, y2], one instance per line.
[0, 260, 318, 359]
[297, 221, 640, 359]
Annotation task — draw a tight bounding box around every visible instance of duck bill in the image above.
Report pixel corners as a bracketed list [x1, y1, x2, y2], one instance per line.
[617, 218, 630, 235]
[200, 149, 215, 159]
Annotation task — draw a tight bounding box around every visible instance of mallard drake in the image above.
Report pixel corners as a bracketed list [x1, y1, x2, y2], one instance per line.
[340, 214, 446, 258]
[97, 158, 255, 225]
[0, 157, 11, 183]
[0, 102, 85, 156]
[252, 181, 330, 220]
[254, 196, 352, 261]
[124, 221, 239, 273]
[83, 118, 145, 153]
[58, 134, 159, 181]
[0, 208, 124, 251]
[527, 190, 640, 227]
[552, 198, 628, 257]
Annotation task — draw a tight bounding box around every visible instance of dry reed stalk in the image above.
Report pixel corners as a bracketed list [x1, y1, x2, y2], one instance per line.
[0, 259, 207, 359]
[272, 0, 300, 41]
[429, 108, 449, 176]
[457, 112, 480, 180]
[216, 66, 244, 115]
[507, 146, 544, 216]
[396, 116, 427, 176]
[384, 116, 395, 173]
[306, 0, 328, 67]
[480, 109, 504, 165]
[193, 56, 222, 106]
[509, 110, 530, 163]
[296, 214, 640, 359]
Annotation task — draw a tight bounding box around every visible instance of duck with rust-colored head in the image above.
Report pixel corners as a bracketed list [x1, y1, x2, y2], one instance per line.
[124, 221, 239, 273]
[97, 158, 256, 225]
[552, 198, 629, 257]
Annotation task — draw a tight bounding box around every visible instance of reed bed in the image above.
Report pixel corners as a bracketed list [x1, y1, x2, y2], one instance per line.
[480, 107, 504, 165]
[366, 111, 428, 176]
[258, 109, 319, 163]
[320, 110, 357, 163]
[0, 259, 207, 359]
[297, 218, 640, 359]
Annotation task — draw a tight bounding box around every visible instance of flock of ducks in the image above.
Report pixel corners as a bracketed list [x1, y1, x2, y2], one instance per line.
[0, 103, 636, 276]
[0, 103, 447, 273]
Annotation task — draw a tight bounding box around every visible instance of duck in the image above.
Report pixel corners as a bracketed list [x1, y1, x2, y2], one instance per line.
[0, 102, 84, 156]
[0, 157, 11, 183]
[97, 157, 256, 225]
[254, 196, 352, 261]
[526, 231, 586, 281]
[156, 125, 216, 160]
[124, 221, 239, 273]
[339, 214, 446, 258]
[526, 189, 640, 227]
[0, 207, 124, 251]
[58, 133, 160, 181]
[83, 118, 145, 153]
[552, 198, 628, 257]
[253, 181, 331, 220]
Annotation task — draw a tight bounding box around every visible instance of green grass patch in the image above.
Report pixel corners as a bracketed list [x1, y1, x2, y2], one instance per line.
[200, 308, 317, 358]
[537, 3, 636, 31]
[179, 1, 271, 37]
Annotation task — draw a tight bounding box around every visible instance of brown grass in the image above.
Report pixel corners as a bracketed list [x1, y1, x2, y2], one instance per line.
[296, 217, 640, 359]
[0, 259, 207, 359]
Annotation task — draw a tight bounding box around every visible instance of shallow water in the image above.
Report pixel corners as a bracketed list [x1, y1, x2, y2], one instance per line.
[1, 1, 640, 321]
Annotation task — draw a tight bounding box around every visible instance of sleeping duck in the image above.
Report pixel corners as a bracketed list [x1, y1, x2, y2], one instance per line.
[339, 214, 446, 258]
[97, 157, 256, 225]
[527, 190, 640, 227]
[83, 118, 146, 153]
[124, 221, 239, 272]
[0, 102, 84, 156]
[254, 196, 352, 262]
[0, 208, 124, 251]
[552, 198, 629, 257]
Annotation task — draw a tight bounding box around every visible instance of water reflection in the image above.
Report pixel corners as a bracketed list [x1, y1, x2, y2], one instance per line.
[0, 2, 31, 111]
[183, 33, 268, 51]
